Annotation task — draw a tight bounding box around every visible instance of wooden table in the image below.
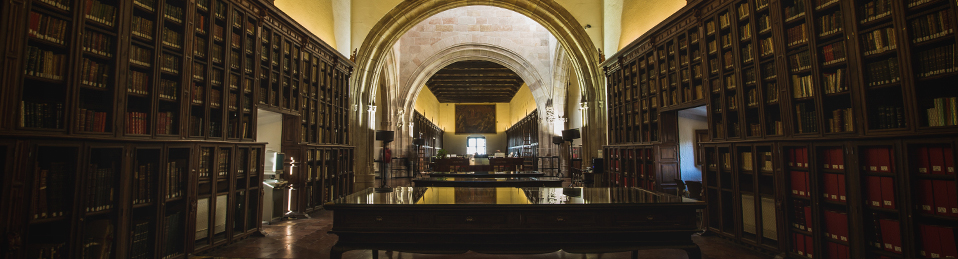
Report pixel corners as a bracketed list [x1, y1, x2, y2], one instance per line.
[325, 187, 706, 259]
[426, 171, 546, 178]
[413, 176, 563, 187]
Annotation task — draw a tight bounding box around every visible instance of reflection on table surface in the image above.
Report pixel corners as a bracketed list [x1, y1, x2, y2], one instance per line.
[328, 187, 701, 205]
[427, 171, 543, 175]
[417, 177, 561, 182]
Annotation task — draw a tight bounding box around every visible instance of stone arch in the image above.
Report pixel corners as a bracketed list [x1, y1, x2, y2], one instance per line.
[399, 43, 548, 126]
[352, 0, 602, 125]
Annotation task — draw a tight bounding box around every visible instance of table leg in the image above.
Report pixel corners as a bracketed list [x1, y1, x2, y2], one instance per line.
[372, 249, 379, 259]
[631, 250, 638, 259]
[684, 244, 702, 259]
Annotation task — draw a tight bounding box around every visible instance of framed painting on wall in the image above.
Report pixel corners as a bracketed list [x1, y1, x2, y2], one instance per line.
[455, 104, 496, 134]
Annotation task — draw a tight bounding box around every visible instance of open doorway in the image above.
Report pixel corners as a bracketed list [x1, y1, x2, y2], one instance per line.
[677, 106, 709, 197]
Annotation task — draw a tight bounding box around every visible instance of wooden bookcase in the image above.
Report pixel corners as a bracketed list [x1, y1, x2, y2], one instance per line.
[605, 0, 958, 258]
[412, 110, 444, 160]
[505, 109, 539, 158]
[0, 0, 353, 258]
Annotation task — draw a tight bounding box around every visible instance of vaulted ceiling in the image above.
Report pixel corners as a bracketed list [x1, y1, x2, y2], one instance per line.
[425, 60, 524, 103]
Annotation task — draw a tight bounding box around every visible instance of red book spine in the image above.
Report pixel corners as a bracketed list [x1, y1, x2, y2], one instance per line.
[824, 210, 836, 240]
[825, 173, 838, 201]
[804, 206, 813, 233]
[930, 147, 945, 174]
[791, 171, 803, 195]
[837, 174, 847, 201]
[920, 225, 942, 258]
[940, 226, 958, 258]
[932, 180, 951, 215]
[918, 147, 931, 174]
[805, 234, 814, 257]
[946, 182, 958, 217]
[797, 233, 806, 256]
[944, 147, 955, 174]
[880, 176, 896, 209]
[919, 179, 936, 213]
[867, 176, 883, 207]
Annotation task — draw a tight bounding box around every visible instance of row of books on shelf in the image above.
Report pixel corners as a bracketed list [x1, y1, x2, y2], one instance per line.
[129, 71, 149, 94]
[927, 97, 958, 128]
[914, 146, 955, 174]
[822, 210, 849, 242]
[874, 106, 905, 129]
[783, 1, 805, 21]
[822, 69, 846, 94]
[132, 163, 155, 204]
[795, 103, 819, 134]
[77, 108, 107, 132]
[792, 234, 814, 257]
[189, 116, 204, 137]
[819, 12, 842, 37]
[156, 111, 176, 135]
[132, 16, 154, 40]
[80, 58, 111, 88]
[39, 0, 71, 11]
[131, 45, 151, 67]
[820, 41, 845, 65]
[161, 54, 180, 74]
[787, 147, 809, 168]
[862, 147, 894, 172]
[790, 171, 814, 197]
[864, 176, 896, 209]
[918, 224, 958, 258]
[195, 13, 208, 34]
[83, 0, 116, 27]
[789, 51, 812, 72]
[166, 161, 186, 199]
[791, 74, 814, 98]
[25, 46, 66, 80]
[159, 79, 179, 100]
[860, 0, 893, 24]
[828, 108, 854, 133]
[85, 163, 115, 212]
[130, 220, 152, 259]
[911, 9, 952, 43]
[787, 24, 808, 46]
[914, 43, 956, 78]
[736, 1, 750, 20]
[821, 173, 848, 202]
[217, 151, 229, 177]
[862, 27, 896, 55]
[28, 12, 68, 45]
[915, 179, 958, 217]
[791, 200, 813, 231]
[34, 164, 70, 219]
[162, 27, 182, 49]
[164, 3, 184, 23]
[127, 112, 150, 135]
[865, 57, 900, 86]
[162, 211, 184, 259]
[20, 101, 63, 129]
[82, 30, 112, 57]
[871, 216, 902, 254]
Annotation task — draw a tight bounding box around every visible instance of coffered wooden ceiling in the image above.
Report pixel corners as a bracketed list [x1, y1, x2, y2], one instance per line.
[426, 60, 524, 103]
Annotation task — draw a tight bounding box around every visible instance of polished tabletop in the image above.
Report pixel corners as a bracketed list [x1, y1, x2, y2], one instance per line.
[416, 176, 561, 182]
[327, 187, 700, 205]
[426, 171, 545, 177]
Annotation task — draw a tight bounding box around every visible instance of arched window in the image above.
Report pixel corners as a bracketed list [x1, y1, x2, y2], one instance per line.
[466, 136, 486, 155]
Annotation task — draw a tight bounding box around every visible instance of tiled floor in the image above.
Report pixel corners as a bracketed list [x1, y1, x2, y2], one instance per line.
[197, 178, 776, 259]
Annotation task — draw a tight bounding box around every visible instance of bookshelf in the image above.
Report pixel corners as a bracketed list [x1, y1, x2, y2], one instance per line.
[603, 145, 655, 189]
[412, 111, 444, 160]
[506, 110, 539, 158]
[605, 1, 958, 258]
[0, 0, 352, 257]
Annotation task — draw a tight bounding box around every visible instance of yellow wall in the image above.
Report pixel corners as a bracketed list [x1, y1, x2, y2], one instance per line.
[508, 84, 537, 126]
[274, 0, 338, 50]
[414, 86, 441, 124]
[618, 0, 686, 51]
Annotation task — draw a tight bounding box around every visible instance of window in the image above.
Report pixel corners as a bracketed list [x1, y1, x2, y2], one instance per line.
[467, 137, 486, 155]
